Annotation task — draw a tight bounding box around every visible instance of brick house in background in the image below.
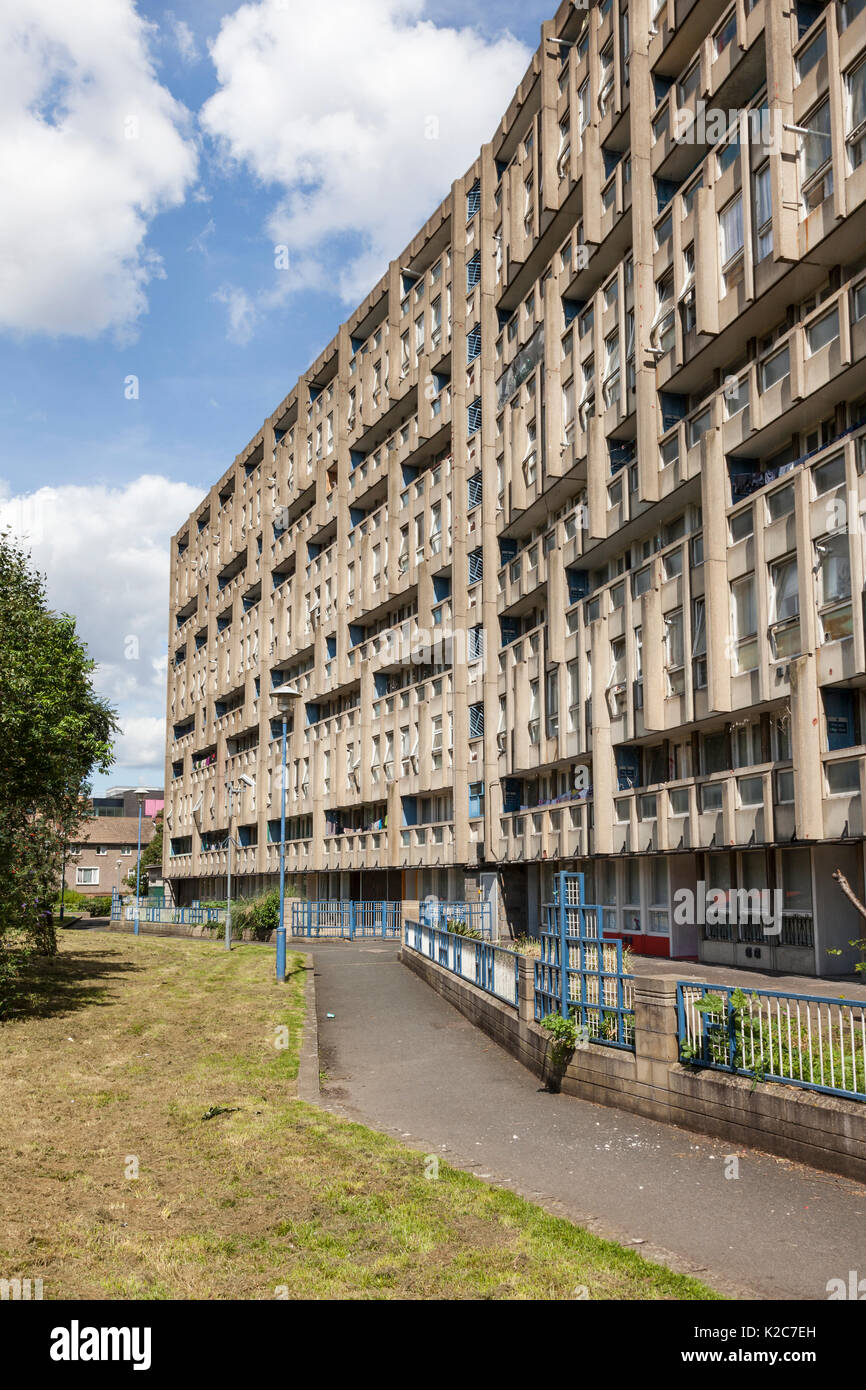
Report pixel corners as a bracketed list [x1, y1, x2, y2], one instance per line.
[65, 787, 164, 899]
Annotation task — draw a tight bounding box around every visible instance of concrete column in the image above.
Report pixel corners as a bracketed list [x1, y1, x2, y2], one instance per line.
[633, 974, 679, 1101]
[791, 652, 823, 842]
[518, 955, 535, 1024]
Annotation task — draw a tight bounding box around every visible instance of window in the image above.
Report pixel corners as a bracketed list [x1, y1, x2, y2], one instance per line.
[776, 768, 795, 802]
[689, 406, 713, 446]
[76, 867, 99, 885]
[607, 638, 627, 717]
[603, 332, 620, 407]
[731, 720, 761, 768]
[665, 609, 685, 695]
[701, 782, 724, 813]
[648, 857, 669, 934]
[663, 548, 683, 579]
[729, 509, 754, 543]
[842, 0, 866, 28]
[767, 482, 795, 521]
[632, 566, 652, 598]
[724, 375, 749, 418]
[558, 115, 571, 177]
[669, 787, 690, 816]
[578, 79, 590, 140]
[847, 59, 866, 168]
[738, 775, 764, 807]
[731, 575, 758, 672]
[529, 680, 540, 743]
[714, 9, 737, 56]
[827, 759, 861, 794]
[719, 194, 743, 271]
[546, 670, 559, 737]
[799, 99, 833, 214]
[692, 597, 707, 689]
[717, 131, 739, 176]
[816, 532, 853, 641]
[814, 454, 845, 494]
[753, 163, 773, 261]
[797, 26, 827, 79]
[679, 60, 701, 103]
[772, 714, 792, 762]
[807, 307, 839, 354]
[599, 41, 614, 115]
[769, 557, 801, 659]
[761, 344, 790, 391]
[660, 434, 679, 469]
[567, 661, 580, 733]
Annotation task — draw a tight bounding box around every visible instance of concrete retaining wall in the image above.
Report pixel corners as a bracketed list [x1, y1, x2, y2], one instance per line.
[401, 945, 866, 1184]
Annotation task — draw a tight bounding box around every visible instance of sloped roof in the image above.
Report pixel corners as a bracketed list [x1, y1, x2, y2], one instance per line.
[73, 817, 157, 846]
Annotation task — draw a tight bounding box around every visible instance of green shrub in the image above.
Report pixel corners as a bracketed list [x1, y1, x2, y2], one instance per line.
[445, 918, 481, 939]
[54, 890, 90, 915]
[86, 895, 112, 917]
[231, 889, 282, 941]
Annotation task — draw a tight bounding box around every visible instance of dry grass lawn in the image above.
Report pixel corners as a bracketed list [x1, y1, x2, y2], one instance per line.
[0, 930, 722, 1300]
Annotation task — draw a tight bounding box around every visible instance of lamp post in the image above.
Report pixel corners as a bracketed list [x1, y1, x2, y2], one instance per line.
[134, 787, 147, 936]
[224, 774, 255, 951]
[59, 841, 68, 924]
[273, 687, 301, 982]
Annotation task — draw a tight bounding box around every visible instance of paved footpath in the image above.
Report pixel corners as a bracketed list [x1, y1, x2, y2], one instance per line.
[311, 940, 866, 1301]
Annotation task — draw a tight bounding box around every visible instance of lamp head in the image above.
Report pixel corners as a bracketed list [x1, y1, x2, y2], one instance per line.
[273, 687, 300, 715]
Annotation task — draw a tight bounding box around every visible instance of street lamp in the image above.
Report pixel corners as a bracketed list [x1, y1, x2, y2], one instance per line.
[134, 787, 148, 936]
[273, 685, 301, 982]
[224, 773, 255, 951]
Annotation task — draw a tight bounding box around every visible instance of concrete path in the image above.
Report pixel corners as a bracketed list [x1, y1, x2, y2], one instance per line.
[312, 940, 866, 1301]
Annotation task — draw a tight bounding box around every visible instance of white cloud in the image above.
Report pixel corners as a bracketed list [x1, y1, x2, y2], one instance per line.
[0, 0, 198, 338]
[0, 474, 201, 782]
[201, 0, 528, 306]
[187, 217, 216, 255]
[166, 12, 200, 65]
[213, 283, 258, 344]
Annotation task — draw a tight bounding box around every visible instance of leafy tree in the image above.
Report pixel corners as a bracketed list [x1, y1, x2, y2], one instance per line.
[0, 532, 117, 971]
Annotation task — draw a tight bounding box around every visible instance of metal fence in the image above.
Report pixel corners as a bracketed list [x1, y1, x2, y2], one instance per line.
[702, 911, 815, 948]
[534, 871, 635, 1050]
[418, 899, 493, 939]
[405, 919, 519, 1006]
[290, 900, 402, 938]
[678, 982, 866, 1102]
[119, 904, 226, 925]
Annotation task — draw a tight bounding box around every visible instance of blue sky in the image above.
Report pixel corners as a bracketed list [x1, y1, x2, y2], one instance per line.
[0, 0, 553, 791]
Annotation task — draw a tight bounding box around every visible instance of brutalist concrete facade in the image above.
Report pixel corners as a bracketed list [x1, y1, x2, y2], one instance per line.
[166, 0, 866, 974]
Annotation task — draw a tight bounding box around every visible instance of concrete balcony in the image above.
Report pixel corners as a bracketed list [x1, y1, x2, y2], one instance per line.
[397, 821, 456, 865]
[497, 544, 548, 615]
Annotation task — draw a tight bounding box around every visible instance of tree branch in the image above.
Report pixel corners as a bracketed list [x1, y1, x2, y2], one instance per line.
[832, 869, 866, 923]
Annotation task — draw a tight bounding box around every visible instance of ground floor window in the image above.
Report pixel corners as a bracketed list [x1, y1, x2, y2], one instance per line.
[567, 857, 671, 937]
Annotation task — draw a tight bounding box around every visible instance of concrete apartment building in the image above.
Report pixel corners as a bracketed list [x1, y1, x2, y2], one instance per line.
[166, 0, 866, 975]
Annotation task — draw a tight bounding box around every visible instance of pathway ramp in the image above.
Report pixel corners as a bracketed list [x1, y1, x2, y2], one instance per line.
[312, 939, 866, 1301]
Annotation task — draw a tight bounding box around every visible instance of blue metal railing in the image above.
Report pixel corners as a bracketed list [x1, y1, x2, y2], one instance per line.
[289, 900, 402, 939]
[678, 981, 866, 1102]
[405, 920, 519, 1006]
[121, 904, 226, 925]
[534, 871, 635, 1051]
[418, 900, 493, 939]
